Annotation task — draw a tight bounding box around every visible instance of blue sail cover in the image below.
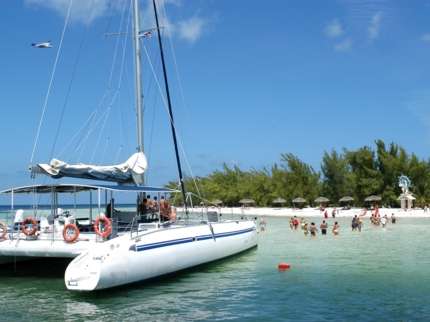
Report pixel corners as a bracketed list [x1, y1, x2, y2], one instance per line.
[30, 152, 148, 186]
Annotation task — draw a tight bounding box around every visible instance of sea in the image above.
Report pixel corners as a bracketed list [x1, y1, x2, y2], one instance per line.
[0, 209, 429, 321]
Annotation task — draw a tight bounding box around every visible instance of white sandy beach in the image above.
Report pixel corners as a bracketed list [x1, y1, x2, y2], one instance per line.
[180, 206, 430, 219]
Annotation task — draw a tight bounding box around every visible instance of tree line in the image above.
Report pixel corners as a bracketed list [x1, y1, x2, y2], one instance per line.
[165, 140, 430, 208]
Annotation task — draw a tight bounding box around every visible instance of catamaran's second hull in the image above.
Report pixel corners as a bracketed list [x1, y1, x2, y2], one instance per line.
[65, 220, 258, 291]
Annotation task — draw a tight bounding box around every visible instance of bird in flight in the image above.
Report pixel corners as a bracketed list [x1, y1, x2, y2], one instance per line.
[31, 41, 53, 48]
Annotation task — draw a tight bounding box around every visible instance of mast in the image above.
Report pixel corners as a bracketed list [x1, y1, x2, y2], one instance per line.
[133, 0, 144, 177]
[152, 0, 187, 210]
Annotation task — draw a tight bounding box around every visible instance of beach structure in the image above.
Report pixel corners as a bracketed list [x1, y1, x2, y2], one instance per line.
[397, 175, 415, 210]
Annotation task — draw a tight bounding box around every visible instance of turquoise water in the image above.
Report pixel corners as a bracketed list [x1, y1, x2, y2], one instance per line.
[0, 216, 429, 321]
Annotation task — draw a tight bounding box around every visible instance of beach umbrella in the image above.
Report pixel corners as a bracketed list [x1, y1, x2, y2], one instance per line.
[239, 199, 255, 204]
[212, 199, 223, 205]
[292, 197, 306, 203]
[339, 196, 354, 202]
[364, 195, 381, 202]
[314, 197, 329, 203]
[273, 198, 286, 203]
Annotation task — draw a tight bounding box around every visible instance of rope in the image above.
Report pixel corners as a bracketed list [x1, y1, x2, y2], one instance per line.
[29, 0, 74, 167]
[159, 0, 206, 199]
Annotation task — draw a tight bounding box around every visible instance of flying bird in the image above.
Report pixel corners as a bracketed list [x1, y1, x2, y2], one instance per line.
[31, 41, 53, 48]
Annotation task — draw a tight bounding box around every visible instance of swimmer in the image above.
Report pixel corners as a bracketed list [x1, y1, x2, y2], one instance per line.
[303, 222, 309, 235]
[259, 218, 266, 231]
[391, 213, 396, 224]
[309, 222, 318, 237]
[332, 221, 340, 235]
[289, 217, 294, 229]
[320, 220, 328, 235]
[293, 216, 299, 230]
[381, 215, 387, 228]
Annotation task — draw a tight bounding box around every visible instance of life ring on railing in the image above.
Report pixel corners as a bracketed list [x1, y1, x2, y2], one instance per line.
[22, 217, 38, 236]
[94, 216, 112, 237]
[63, 223, 79, 243]
[0, 221, 7, 239]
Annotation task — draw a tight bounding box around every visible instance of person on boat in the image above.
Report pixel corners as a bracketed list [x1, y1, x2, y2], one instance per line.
[391, 213, 396, 224]
[309, 222, 318, 237]
[170, 206, 177, 220]
[332, 221, 340, 235]
[160, 198, 171, 221]
[146, 195, 154, 213]
[259, 218, 266, 231]
[105, 198, 119, 218]
[153, 196, 159, 213]
[320, 220, 328, 235]
[139, 198, 148, 219]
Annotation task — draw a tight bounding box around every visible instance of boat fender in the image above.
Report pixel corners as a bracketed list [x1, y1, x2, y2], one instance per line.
[21, 217, 38, 236]
[0, 221, 7, 239]
[63, 223, 80, 243]
[94, 216, 112, 237]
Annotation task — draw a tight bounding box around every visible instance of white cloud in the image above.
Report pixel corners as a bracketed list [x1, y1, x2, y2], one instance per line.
[422, 33, 430, 42]
[334, 38, 352, 52]
[177, 16, 210, 44]
[25, 0, 111, 24]
[325, 19, 344, 38]
[368, 11, 382, 40]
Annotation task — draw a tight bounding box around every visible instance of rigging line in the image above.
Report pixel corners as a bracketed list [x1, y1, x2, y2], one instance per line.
[57, 94, 110, 162]
[143, 45, 199, 190]
[105, 0, 121, 34]
[89, 95, 114, 164]
[50, 0, 96, 162]
[114, 2, 133, 159]
[29, 0, 74, 166]
[160, 0, 205, 198]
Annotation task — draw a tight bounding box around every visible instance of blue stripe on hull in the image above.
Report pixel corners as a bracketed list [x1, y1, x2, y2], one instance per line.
[136, 227, 254, 252]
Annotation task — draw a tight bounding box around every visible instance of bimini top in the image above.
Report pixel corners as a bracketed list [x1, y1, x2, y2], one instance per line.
[0, 183, 178, 195]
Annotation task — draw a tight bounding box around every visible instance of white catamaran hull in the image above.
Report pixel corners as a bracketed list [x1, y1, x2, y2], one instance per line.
[0, 233, 96, 265]
[65, 220, 258, 291]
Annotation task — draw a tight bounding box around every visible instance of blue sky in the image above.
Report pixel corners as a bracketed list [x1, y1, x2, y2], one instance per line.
[1, 0, 430, 200]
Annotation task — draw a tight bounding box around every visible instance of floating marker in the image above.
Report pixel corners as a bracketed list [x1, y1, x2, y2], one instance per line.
[278, 263, 290, 270]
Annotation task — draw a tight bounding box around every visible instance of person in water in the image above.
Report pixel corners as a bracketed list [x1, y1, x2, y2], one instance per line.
[332, 221, 340, 235]
[293, 216, 299, 230]
[320, 220, 328, 235]
[309, 222, 318, 237]
[259, 218, 266, 231]
[303, 221, 309, 235]
[391, 213, 396, 224]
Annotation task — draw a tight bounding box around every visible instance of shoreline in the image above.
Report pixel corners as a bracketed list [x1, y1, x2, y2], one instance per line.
[179, 206, 430, 218]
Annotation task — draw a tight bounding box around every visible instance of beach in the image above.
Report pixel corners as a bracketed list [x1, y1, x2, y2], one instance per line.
[182, 206, 429, 219]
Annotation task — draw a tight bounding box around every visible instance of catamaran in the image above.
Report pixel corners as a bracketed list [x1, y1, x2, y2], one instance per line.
[0, 0, 258, 290]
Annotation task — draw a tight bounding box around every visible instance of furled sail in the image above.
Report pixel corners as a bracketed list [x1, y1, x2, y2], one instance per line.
[30, 152, 148, 186]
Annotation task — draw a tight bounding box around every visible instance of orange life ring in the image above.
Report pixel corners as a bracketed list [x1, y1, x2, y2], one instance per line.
[94, 216, 112, 237]
[0, 221, 7, 239]
[63, 223, 79, 243]
[22, 217, 38, 236]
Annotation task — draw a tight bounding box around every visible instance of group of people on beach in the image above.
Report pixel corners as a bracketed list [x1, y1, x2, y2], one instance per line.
[139, 195, 177, 221]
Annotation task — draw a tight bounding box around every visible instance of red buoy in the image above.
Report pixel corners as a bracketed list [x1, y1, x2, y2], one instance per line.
[278, 263, 291, 270]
